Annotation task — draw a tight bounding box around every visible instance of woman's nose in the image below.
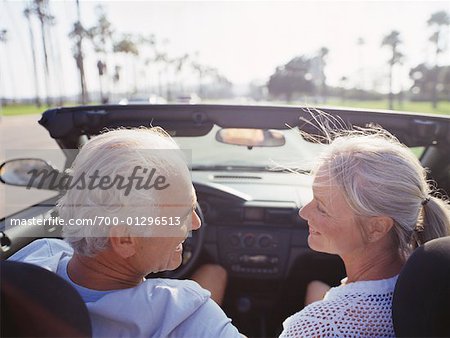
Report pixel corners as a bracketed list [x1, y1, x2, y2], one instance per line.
[299, 201, 311, 221]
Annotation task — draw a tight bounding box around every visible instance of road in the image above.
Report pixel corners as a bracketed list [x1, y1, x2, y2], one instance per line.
[0, 114, 61, 218]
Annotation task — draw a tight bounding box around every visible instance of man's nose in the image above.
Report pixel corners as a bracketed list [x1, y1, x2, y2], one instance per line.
[192, 210, 202, 230]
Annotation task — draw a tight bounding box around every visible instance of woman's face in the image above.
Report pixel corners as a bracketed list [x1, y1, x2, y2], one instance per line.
[299, 168, 367, 257]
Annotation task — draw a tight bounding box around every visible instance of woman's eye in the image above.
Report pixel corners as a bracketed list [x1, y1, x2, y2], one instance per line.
[316, 203, 327, 215]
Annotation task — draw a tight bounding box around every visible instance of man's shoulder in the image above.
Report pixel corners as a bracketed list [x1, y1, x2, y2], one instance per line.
[141, 278, 211, 302]
[87, 278, 241, 337]
[90, 278, 211, 311]
[144, 279, 241, 337]
[8, 238, 73, 264]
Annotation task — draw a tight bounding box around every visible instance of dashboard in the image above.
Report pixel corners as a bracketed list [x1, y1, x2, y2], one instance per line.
[192, 170, 315, 280]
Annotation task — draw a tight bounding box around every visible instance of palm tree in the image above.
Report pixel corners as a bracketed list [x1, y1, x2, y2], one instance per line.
[318, 47, 329, 102]
[0, 29, 5, 44]
[68, 0, 89, 104]
[339, 76, 348, 102]
[152, 39, 174, 100]
[69, 21, 89, 104]
[140, 34, 156, 93]
[113, 34, 140, 96]
[0, 29, 9, 105]
[0, 29, 6, 43]
[427, 10, 450, 108]
[23, 9, 41, 107]
[88, 5, 114, 103]
[174, 54, 189, 93]
[153, 51, 169, 97]
[191, 59, 206, 98]
[381, 30, 403, 110]
[356, 37, 365, 91]
[28, 0, 54, 106]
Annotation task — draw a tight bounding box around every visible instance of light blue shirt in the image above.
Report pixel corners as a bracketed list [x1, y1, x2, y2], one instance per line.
[9, 239, 241, 338]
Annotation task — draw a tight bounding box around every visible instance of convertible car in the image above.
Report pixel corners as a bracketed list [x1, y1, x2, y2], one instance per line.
[1, 104, 449, 337]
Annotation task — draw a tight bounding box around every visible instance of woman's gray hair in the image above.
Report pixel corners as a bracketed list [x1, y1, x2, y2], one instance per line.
[58, 127, 191, 256]
[312, 126, 449, 255]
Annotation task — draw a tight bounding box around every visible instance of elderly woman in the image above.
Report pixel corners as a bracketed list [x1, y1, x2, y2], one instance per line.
[10, 128, 241, 338]
[280, 128, 450, 337]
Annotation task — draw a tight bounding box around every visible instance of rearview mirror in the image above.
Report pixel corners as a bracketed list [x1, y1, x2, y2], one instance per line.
[216, 128, 285, 147]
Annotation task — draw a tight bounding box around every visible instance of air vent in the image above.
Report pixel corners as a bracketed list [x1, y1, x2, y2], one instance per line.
[265, 208, 296, 224]
[213, 175, 262, 180]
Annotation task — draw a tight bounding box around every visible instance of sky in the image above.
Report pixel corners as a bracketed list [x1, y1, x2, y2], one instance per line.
[0, 0, 449, 99]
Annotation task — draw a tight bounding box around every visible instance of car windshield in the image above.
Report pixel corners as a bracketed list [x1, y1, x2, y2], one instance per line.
[175, 126, 327, 171]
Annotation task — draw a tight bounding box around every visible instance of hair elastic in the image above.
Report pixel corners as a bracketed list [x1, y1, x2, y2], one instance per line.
[421, 197, 430, 206]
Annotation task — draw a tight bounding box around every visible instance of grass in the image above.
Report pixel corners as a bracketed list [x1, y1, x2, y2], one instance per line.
[0, 104, 52, 116]
[320, 100, 450, 116]
[0, 102, 82, 116]
[1, 100, 450, 116]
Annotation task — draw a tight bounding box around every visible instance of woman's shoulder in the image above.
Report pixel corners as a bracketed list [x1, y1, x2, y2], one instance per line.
[325, 275, 398, 299]
[280, 276, 398, 338]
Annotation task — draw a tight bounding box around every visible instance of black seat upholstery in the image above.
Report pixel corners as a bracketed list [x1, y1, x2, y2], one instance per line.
[1, 260, 92, 337]
[392, 236, 450, 337]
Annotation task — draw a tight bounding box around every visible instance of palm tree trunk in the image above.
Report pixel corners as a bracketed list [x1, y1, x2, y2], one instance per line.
[39, 14, 51, 106]
[133, 56, 138, 94]
[158, 70, 162, 97]
[388, 62, 393, 110]
[77, 50, 88, 104]
[100, 51, 110, 103]
[99, 73, 104, 103]
[47, 26, 63, 106]
[431, 68, 438, 109]
[432, 46, 439, 109]
[26, 15, 41, 107]
[97, 60, 105, 103]
[75, 0, 88, 104]
[76, 48, 88, 104]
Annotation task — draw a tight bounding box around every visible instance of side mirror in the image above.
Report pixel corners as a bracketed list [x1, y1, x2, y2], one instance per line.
[0, 159, 64, 190]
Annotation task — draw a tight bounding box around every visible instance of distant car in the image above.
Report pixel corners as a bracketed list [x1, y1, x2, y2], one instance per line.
[119, 94, 167, 105]
[176, 93, 201, 104]
[1, 104, 449, 337]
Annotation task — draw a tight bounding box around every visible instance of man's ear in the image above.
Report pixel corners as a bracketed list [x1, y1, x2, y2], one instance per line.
[109, 227, 137, 259]
[367, 216, 395, 242]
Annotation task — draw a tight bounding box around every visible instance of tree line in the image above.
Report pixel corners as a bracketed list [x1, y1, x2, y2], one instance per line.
[0, 3, 448, 109]
[266, 10, 449, 109]
[0, 0, 232, 106]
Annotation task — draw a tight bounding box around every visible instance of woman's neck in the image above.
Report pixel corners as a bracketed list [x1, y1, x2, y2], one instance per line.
[341, 240, 404, 284]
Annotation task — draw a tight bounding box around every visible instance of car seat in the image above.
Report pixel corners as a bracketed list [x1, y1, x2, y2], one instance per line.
[392, 236, 450, 337]
[1, 260, 92, 337]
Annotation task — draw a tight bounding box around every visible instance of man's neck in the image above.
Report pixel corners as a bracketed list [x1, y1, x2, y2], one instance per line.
[67, 252, 144, 291]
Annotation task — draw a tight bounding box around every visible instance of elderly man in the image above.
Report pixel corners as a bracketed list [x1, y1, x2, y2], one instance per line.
[9, 128, 241, 337]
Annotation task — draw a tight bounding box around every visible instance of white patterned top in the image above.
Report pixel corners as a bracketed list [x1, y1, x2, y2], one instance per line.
[280, 276, 398, 338]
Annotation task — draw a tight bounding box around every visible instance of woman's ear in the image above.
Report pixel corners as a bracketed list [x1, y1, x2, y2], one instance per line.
[109, 227, 137, 258]
[367, 216, 395, 242]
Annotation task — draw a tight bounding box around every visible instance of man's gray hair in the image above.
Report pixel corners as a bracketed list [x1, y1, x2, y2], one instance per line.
[58, 127, 191, 256]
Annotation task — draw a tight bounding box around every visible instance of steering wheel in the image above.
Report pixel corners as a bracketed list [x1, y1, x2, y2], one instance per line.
[147, 204, 206, 279]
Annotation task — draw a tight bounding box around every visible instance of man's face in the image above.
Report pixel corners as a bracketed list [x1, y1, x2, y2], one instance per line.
[130, 185, 202, 275]
[133, 205, 202, 274]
